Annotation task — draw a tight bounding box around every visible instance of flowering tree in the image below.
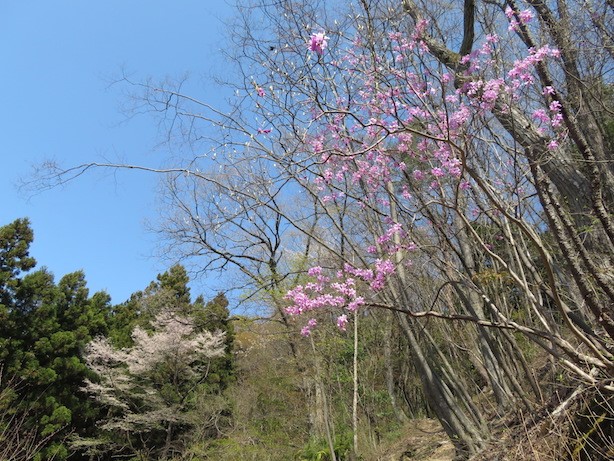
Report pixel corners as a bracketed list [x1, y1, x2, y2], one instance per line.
[216, 0, 611, 455]
[79, 312, 225, 459]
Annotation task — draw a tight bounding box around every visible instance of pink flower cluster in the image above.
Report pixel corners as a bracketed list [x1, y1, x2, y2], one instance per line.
[281, 15, 566, 335]
[508, 46, 560, 86]
[286, 259, 399, 334]
[505, 6, 534, 31]
[309, 32, 329, 55]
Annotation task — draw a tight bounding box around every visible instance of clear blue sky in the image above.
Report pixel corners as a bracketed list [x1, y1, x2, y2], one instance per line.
[1, 1, 235, 303]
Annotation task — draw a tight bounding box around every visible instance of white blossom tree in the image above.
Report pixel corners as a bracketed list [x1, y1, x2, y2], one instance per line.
[78, 312, 225, 460]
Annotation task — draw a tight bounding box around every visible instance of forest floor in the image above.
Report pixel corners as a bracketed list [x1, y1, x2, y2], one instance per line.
[374, 419, 455, 461]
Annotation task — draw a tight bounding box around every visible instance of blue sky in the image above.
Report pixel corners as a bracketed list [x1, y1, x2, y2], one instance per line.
[1, 1, 236, 303]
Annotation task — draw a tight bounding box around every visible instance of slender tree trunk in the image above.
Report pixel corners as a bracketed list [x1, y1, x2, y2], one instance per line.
[310, 336, 338, 461]
[162, 422, 173, 460]
[384, 310, 408, 423]
[352, 310, 359, 458]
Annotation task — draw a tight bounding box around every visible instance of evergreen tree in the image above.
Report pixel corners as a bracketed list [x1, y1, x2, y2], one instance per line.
[0, 219, 110, 460]
[108, 264, 193, 348]
[194, 293, 235, 392]
[156, 263, 191, 307]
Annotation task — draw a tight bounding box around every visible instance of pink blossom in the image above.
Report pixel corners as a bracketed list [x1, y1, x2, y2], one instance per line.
[505, 7, 533, 30]
[257, 128, 272, 134]
[547, 140, 559, 150]
[551, 113, 563, 127]
[549, 101, 562, 112]
[480, 78, 503, 108]
[449, 104, 470, 128]
[337, 314, 348, 331]
[344, 264, 374, 281]
[375, 259, 395, 276]
[518, 9, 534, 24]
[543, 86, 555, 95]
[509, 46, 560, 85]
[401, 185, 411, 199]
[332, 278, 357, 297]
[532, 109, 549, 124]
[347, 297, 365, 312]
[371, 259, 395, 290]
[412, 19, 428, 40]
[309, 32, 329, 55]
[257, 87, 266, 97]
[431, 167, 445, 178]
[280, 26, 576, 339]
[300, 318, 318, 336]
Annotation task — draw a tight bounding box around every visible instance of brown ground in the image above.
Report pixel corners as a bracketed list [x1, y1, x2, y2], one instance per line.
[373, 419, 455, 461]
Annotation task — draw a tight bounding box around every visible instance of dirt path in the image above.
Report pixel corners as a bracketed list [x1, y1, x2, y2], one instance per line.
[376, 419, 455, 461]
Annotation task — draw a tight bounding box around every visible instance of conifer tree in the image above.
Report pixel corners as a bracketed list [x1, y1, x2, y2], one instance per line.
[0, 219, 110, 460]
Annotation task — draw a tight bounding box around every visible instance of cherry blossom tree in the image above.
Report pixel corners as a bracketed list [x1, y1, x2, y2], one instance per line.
[79, 312, 225, 460]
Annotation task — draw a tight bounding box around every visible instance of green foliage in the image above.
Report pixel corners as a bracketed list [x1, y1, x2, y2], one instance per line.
[299, 430, 353, 461]
[0, 219, 111, 460]
[156, 263, 191, 306]
[193, 293, 235, 393]
[0, 218, 36, 304]
[0, 218, 424, 461]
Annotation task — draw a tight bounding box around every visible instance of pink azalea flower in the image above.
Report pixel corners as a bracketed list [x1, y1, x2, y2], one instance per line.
[309, 32, 329, 55]
[549, 101, 562, 112]
[431, 167, 445, 178]
[413, 169, 425, 180]
[543, 86, 555, 95]
[518, 9, 534, 24]
[337, 314, 348, 331]
[347, 297, 364, 312]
